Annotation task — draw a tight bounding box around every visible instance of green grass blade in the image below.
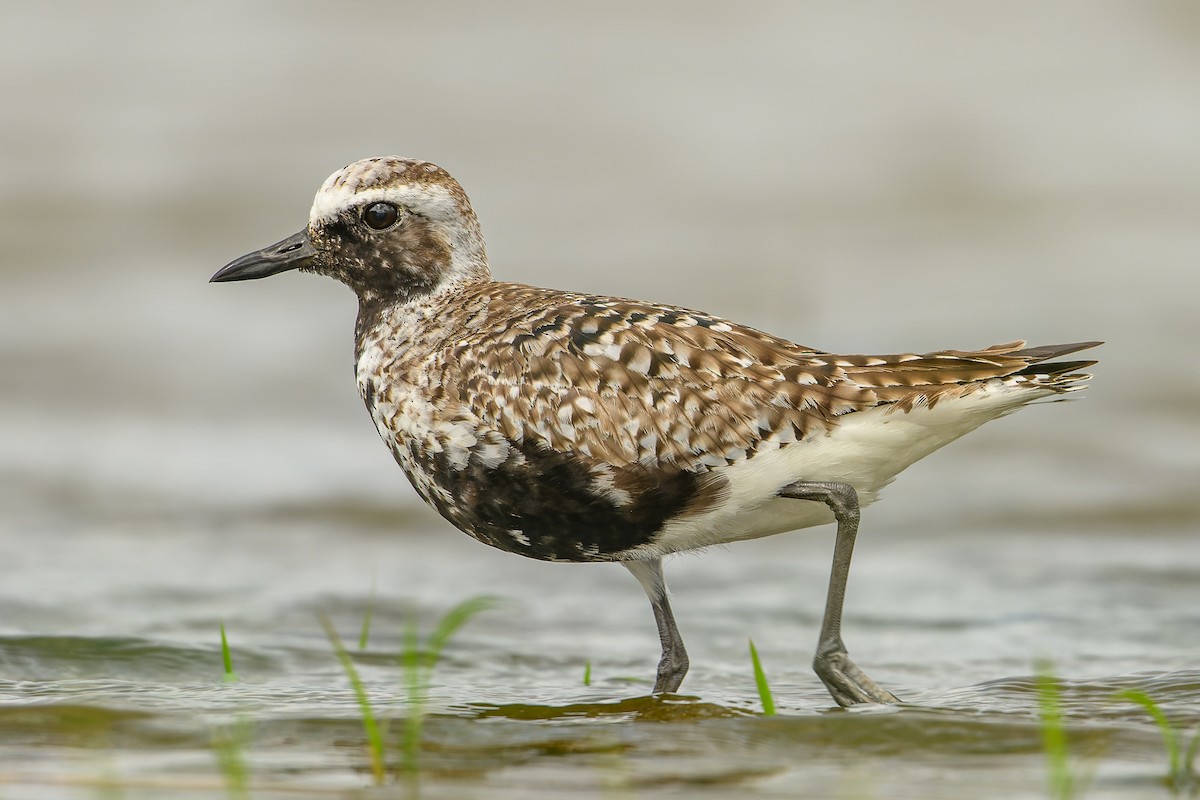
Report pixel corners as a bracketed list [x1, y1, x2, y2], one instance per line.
[1185, 726, 1200, 779]
[397, 596, 498, 779]
[1035, 661, 1073, 800]
[400, 615, 424, 778]
[1180, 729, 1200, 791]
[1119, 687, 1200, 789]
[319, 614, 386, 785]
[358, 573, 377, 651]
[748, 639, 776, 716]
[583, 660, 592, 687]
[1118, 689, 1181, 779]
[219, 622, 238, 683]
[425, 595, 500, 669]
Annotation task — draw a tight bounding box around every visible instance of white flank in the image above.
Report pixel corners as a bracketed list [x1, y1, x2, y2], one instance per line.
[636, 381, 1057, 557]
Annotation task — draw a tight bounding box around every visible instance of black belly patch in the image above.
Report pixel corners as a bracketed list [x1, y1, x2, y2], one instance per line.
[408, 439, 723, 562]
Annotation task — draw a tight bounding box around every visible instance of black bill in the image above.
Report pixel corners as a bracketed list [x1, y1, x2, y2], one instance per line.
[210, 230, 316, 282]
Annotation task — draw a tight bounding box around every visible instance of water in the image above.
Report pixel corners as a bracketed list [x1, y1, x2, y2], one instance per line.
[2, 2, 1199, 797]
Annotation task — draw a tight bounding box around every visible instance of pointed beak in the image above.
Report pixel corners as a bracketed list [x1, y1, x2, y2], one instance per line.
[210, 230, 316, 283]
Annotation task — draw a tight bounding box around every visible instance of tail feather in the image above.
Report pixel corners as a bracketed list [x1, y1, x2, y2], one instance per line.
[1010, 341, 1104, 362]
[840, 340, 1100, 410]
[1010, 341, 1101, 390]
[1016, 358, 1098, 377]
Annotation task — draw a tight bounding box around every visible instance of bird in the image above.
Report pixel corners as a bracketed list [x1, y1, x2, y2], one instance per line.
[211, 156, 1099, 707]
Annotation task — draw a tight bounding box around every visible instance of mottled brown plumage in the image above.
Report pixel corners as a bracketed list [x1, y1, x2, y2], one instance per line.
[351, 274, 1094, 562]
[213, 156, 1099, 705]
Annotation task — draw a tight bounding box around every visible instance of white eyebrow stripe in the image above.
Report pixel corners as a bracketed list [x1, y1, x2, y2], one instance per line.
[309, 184, 460, 227]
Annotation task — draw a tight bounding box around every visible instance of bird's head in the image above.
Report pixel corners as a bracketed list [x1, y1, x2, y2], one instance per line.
[212, 156, 489, 302]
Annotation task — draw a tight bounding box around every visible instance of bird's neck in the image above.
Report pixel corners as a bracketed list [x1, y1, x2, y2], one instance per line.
[353, 274, 492, 369]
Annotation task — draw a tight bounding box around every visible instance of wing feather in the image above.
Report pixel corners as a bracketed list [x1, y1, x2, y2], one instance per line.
[433, 283, 1098, 469]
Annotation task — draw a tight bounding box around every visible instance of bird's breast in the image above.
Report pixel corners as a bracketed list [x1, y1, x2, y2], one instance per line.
[355, 355, 728, 562]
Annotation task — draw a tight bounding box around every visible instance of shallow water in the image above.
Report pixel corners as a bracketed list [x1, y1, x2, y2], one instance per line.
[3, 2, 1200, 798]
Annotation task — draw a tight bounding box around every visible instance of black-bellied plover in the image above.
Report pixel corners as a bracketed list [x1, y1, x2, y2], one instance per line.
[212, 156, 1099, 706]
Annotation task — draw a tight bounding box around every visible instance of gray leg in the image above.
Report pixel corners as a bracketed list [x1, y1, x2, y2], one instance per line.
[779, 481, 898, 707]
[623, 558, 689, 694]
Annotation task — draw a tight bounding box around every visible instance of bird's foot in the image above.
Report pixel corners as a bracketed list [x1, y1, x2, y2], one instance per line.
[652, 649, 689, 694]
[814, 649, 899, 707]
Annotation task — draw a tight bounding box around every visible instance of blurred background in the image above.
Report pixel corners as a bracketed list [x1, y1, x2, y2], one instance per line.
[4, 0, 1197, 537]
[2, 2, 1198, 795]
[2, 0, 1200, 761]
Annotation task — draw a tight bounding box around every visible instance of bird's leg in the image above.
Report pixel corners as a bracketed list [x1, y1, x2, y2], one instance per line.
[778, 481, 898, 706]
[623, 557, 689, 694]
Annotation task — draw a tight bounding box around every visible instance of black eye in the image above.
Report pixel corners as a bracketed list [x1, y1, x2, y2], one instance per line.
[362, 202, 400, 230]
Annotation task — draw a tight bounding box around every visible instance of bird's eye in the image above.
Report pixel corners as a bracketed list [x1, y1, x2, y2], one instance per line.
[362, 202, 400, 230]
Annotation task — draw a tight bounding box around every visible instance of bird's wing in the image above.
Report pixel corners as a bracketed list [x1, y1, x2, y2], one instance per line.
[435, 285, 1096, 472]
[435, 285, 867, 470]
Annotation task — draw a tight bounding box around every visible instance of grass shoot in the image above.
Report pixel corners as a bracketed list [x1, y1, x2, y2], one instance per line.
[400, 596, 499, 777]
[358, 573, 377, 651]
[320, 614, 387, 785]
[1118, 688, 1200, 791]
[748, 639, 776, 716]
[1035, 661, 1076, 800]
[219, 622, 238, 683]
